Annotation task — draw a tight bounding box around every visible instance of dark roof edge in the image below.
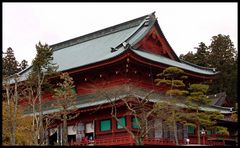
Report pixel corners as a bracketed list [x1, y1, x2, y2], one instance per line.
[7, 65, 32, 83]
[132, 49, 217, 76]
[18, 65, 32, 75]
[50, 14, 149, 51]
[154, 20, 181, 62]
[180, 59, 219, 74]
[210, 104, 234, 111]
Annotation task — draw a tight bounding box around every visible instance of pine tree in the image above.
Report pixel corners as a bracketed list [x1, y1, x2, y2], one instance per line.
[207, 34, 237, 104]
[19, 59, 28, 71]
[30, 42, 58, 145]
[3, 47, 20, 76]
[179, 34, 237, 105]
[154, 67, 188, 145]
[193, 42, 210, 67]
[185, 84, 227, 144]
[49, 73, 78, 145]
[179, 51, 195, 64]
[180, 42, 210, 67]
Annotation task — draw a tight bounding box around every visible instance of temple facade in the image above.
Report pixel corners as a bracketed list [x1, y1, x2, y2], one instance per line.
[18, 12, 237, 146]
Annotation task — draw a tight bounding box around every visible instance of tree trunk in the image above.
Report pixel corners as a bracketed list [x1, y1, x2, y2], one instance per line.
[62, 114, 68, 145]
[45, 118, 49, 145]
[12, 79, 18, 145]
[197, 124, 200, 144]
[196, 109, 200, 144]
[37, 72, 44, 145]
[32, 101, 39, 145]
[5, 82, 14, 145]
[135, 137, 144, 145]
[173, 111, 179, 145]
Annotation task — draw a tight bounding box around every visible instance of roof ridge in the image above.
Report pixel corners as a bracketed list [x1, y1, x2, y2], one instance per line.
[113, 12, 157, 50]
[50, 14, 149, 51]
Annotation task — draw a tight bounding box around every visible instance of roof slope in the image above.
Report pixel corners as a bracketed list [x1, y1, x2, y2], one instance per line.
[132, 49, 216, 75]
[51, 13, 153, 72]
[23, 85, 234, 116]
[208, 92, 227, 106]
[16, 12, 217, 82]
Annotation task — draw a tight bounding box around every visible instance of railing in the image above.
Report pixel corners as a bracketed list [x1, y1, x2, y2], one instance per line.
[70, 136, 134, 146]
[207, 141, 224, 146]
[143, 138, 176, 145]
[70, 136, 178, 146]
[95, 136, 134, 145]
[188, 135, 225, 146]
[69, 136, 225, 146]
[188, 137, 198, 144]
[207, 134, 235, 139]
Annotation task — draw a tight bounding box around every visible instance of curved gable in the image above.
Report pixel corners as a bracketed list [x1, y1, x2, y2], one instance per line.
[134, 20, 180, 62]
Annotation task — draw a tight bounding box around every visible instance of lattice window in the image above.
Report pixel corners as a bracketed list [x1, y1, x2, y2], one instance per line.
[100, 119, 111, 131]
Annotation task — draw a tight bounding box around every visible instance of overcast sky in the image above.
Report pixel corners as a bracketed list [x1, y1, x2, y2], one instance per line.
[3, 2, 237, 64]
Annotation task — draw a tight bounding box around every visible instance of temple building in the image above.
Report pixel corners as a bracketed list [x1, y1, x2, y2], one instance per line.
[17, 12, 237, 146]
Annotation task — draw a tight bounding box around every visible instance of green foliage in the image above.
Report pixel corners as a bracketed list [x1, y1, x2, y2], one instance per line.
[155, 67, 188, 145]
[188, 84, 209, 93]
[2, 47, 29, 77]
[172, 80, 185, 88]
[166, 89, 188, 96]
[184, 122, 197, 128]
[155, 67, 188, 97]
[186, 84, 211, 108]
[211, 126, 229, 136]
[179, 34, 237, 105]
[180, 42, 209, 67]
[154, 79, 171, 86]
[194, 42, 210, 67]
[3, 47, 20, 76]
[27, 42, 58, 93]
[51, 72, 78, 146]
[26, 42, 58, 145]
[208, 34, 237, 101]
[179, 51, 195, 64]
[184, 83, 227, 143]
[209, 34, 236, 68]
[19, 59, 28, 71]
[155, 79, 186, 88]
[32, 42, 58, 75]
[156, 67, 186, 80]
[53, 73, 77, 110]
[32, 42, 52, 71]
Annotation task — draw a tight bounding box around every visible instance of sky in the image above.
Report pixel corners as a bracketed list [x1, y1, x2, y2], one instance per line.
[3, 2, 238, 64]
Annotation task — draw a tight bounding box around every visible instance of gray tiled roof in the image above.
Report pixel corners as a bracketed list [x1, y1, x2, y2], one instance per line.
[16, 12, 217, 83]
[132, 49, 217, 75]
[23, 85, 234, 116]
[52, 27, 134, 72]
[208, 92, 227, 106]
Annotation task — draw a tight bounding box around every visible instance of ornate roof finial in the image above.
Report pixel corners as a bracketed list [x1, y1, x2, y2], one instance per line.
[111, 47, 117, 52]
